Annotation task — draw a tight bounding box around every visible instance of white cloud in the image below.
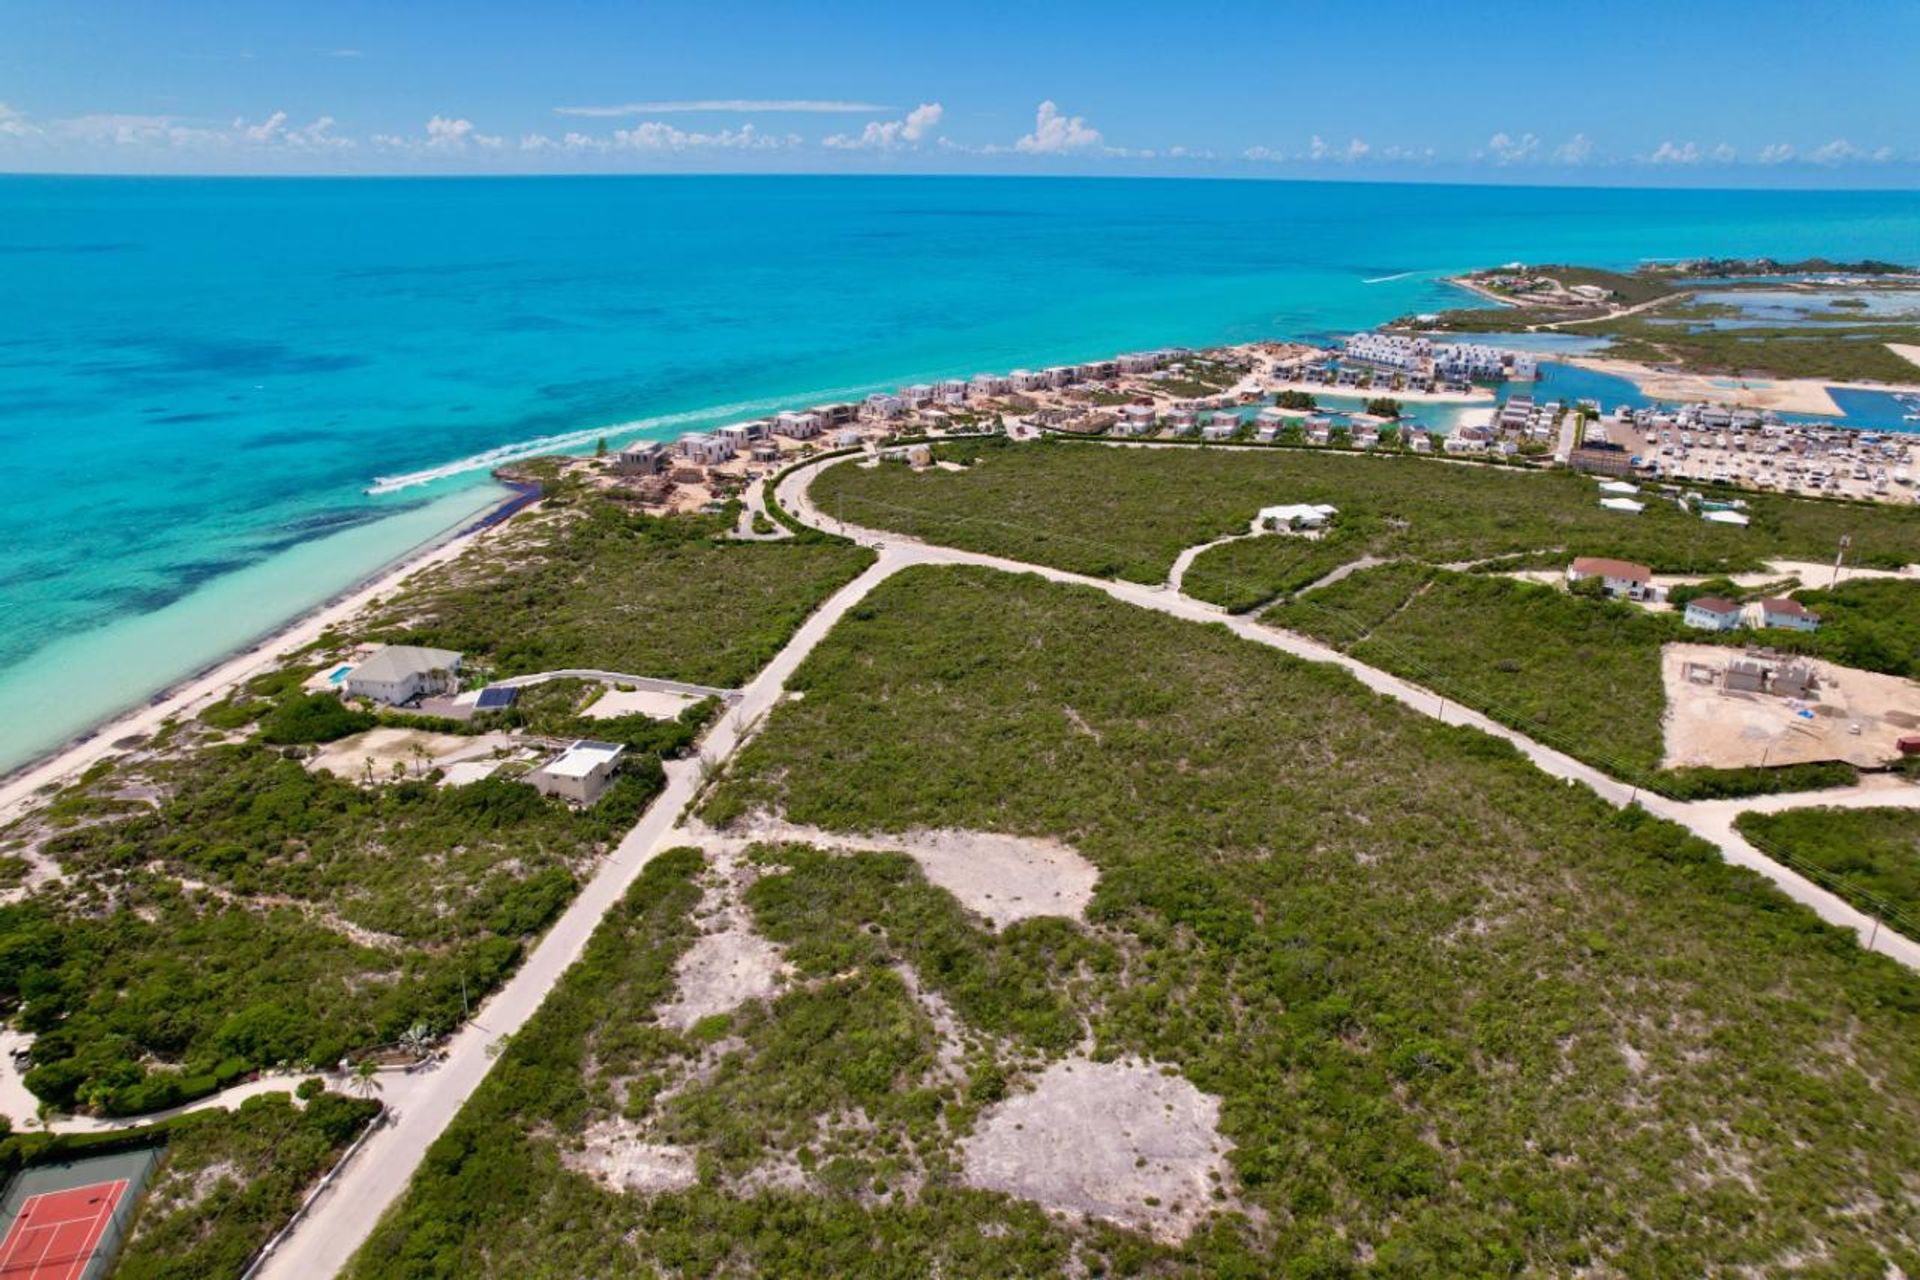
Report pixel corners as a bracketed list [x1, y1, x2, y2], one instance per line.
[1306, 135, 1370, 163]
[0, 102, 40, 139]
[1807, 137, 1893, 165]
[1551, 133, 1593, 165]
[1014, 100, 1102, 155]
[1486, 131, 1540, 164]
[611, 121, 795, 151]
[824, 101, 944, 150]
[1758, 142, 1796, 164]
[557, 99, 888, 118]
[1710, 142, 1737, 163]
[1648, 140, 1701, 165]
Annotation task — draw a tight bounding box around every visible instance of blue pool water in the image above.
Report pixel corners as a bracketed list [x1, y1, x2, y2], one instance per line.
[326, 665, 353, 685]
[5, 175, 1920, 773]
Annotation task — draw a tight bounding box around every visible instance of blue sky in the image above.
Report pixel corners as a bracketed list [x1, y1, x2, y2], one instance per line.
[3, 0, 1917, 185]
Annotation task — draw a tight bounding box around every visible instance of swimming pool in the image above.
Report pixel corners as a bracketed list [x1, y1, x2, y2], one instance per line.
[326, 665, 353, 685]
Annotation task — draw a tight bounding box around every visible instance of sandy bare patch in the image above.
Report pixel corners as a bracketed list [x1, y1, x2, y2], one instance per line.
[1568, 357, 1844, 416]
[307, 727, 516, 784]
[724, 815, 1097, 929]
[960, 1056, 1231, 1242]
[659, 845, 789, 1031]
[1888, 343, 1920, 373]
[1660, 643, 1920, 769]
[583, 687, 704, 721]
[562, 1118, 698, 1195]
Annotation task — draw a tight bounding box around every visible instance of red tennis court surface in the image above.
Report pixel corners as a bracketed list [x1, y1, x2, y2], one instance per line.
[0, 1180, 127, 1280]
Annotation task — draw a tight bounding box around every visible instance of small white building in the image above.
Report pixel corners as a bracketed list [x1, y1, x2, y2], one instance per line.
[1255, 503, 1337, 533]
[1010, 369, 1047, 391]
[676, 432, 734, 465]
[775, 410, 826, 438]
[1702, 509, 1751, 527]
[862, 396, 904, 421]
[970, 373, 1010, 396]
[1683, 598, 1743, 632]
[527, 740, 626, 806]
[1760, 597, 1821, 632]
[345, 645, 463, 706]
[1598, 497, 1645, 513]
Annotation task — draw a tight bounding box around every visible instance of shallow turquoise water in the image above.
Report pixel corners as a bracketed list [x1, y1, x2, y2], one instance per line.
[4, 175, 1920, 773]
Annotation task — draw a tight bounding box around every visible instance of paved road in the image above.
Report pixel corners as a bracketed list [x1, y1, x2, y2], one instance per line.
[255, 552, 906, 1279]
[778, 452, 1920, 973]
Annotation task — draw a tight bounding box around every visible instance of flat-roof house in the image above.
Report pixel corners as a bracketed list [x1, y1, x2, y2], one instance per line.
[1683, 597, 1744, 631]
[862, 396, 903, 421]
[1568, 556, 1657, 601]
[717, 424, 756, 452]
[970, 373, 1010, 395]
[1010, 369, 1047, 391]
[1256, 503, 1337, 532]
[527, 739, 625, 806]
[902, 385, 934, 408]
[614, 440, 671, 476]
[345, 645, 463, 707]
[938, 379, 969, 398]
[1760, 597, 1821, 631]
[776, 410, 826, 437]
[676, 432, 734, 465]
[1405, 427, 1432, 452]
[1200, 422, 1236, 441]
[1352, 423, 1380, 449]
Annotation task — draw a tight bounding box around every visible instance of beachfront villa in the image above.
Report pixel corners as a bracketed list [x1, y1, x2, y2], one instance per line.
[777, 410, 827, 436]
[615, 440, 671, 476]
[676, 432, 735, 465]
[345, 645, 463, 707]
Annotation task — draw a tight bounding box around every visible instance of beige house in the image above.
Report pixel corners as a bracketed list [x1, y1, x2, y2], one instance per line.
[527, 740, 626, 805]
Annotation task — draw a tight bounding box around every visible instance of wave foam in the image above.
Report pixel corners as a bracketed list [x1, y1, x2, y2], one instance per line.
[366, 385, 870, 495]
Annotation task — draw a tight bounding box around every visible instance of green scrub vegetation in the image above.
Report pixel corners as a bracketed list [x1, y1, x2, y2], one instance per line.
[2, 744, 655, 1115]
[361, 495, 875, 688]
[361, 565, 1920, 1276]
[1735, 807, 1920, 942]
[807, 440, 1920, 603]
[115, 1091, 382, 1280]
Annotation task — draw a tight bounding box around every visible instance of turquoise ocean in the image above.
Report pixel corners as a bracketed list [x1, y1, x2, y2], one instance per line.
[4, 175, 1919, 774]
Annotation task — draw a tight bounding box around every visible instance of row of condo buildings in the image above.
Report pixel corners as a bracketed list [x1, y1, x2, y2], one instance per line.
[1331, 333, 1538, 385]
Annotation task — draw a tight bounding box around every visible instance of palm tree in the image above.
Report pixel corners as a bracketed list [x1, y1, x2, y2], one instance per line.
[348, 1057, 383, 1100]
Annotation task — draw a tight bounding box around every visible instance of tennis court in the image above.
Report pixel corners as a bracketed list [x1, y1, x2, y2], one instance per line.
[0, 1146, 157, 1280]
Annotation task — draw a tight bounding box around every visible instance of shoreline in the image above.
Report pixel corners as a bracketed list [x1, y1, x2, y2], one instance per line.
[0, 482, 527, 823]
[7, 323, 1908, 819]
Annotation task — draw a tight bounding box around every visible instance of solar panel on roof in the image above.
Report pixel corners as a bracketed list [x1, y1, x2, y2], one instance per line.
[475, 686, 519, 710]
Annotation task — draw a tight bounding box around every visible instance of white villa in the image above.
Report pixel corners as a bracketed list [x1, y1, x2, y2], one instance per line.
[344, 645, 463, 707]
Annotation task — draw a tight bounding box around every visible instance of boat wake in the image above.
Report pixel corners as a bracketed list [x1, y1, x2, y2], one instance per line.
[1361, 270, 1422, 284]
[366, 385, 871, 495]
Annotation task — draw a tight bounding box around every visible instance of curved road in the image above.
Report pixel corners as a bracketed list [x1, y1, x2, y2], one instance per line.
[254, 446, 1916, 1277]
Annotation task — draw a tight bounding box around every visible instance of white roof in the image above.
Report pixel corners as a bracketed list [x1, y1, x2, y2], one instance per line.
[543, 739, 624, 779]
[1597, 480, 1639, 494]
[1258, 503, 1338, 525]
[349, 645, 462, 683]
[1599, 497, 1645, 513]
[1702, 510, 1751, 526]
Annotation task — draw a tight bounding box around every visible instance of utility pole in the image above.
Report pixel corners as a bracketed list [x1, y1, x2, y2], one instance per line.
[1831, 532, 1850, 589]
